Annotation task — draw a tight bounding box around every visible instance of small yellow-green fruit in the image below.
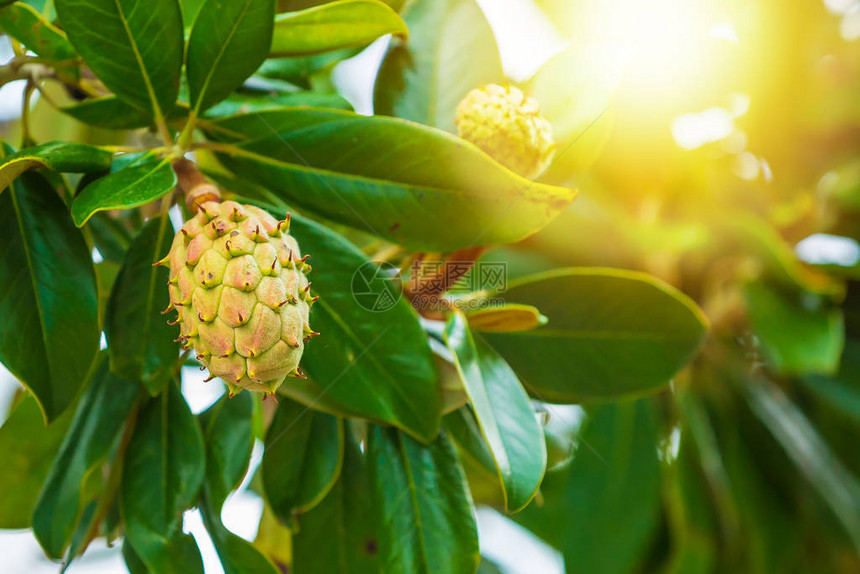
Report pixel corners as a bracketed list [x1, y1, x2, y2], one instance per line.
[455, 84, 554, 179]
[160, 201, 318, 395]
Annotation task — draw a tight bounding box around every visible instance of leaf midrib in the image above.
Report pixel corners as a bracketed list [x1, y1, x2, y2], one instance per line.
[191, 0, 255, 116]
[315, 297, 432, 438]
[113, 0, 165, 121]
[9, 181, 53, 419]
[141, 214, 172, 385]
[398, 431, 430, 573]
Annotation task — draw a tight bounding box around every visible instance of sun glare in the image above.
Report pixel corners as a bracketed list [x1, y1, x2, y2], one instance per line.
[575, 0, 734, 113]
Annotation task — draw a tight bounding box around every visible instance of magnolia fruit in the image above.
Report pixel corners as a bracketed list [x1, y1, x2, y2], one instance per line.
[160, 201, 317, 395]
[455, 83, 554, 179]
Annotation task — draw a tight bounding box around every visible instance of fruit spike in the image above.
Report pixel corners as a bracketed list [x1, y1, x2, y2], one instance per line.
[165, 201, 316, 395]
[289, 366, 307, 379]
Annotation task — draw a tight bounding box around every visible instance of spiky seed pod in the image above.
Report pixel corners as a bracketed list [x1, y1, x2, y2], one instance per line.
[159, 201, 317, 395]
[455, 83, 554, 179]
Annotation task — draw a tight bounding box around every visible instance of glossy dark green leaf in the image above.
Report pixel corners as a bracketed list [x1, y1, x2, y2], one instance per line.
[562, 399, 662, 574]
[746, 381, 860, 552]
[444, 312, 546, 512]
[62, 97, 190, 130]
[0, 142, 111, 194]
[54, 0, 183, 119]
[263, 397, 343, 519]
[200, 392, 254, 506]
[443, 407, 504, 508]
[255, 211, 440, 442]
[0, 4, 77, 63]
[122, 540, 149, 574]
[0, 397, 73, 528]
[60, 97, 155, 130]
[106, 216, 178, 394]
[72, 157, 177, 227]
[200, 491, 279, 574]
[270, 0, 407, 57]
[121, 381, 206, 573]
[367, 425, 479, 574]
[744, 281, 844, 376]
[374, 0, 503, 132]
[293, 427, 379, 574]
[33, 356, 141, 558]
[482, 268, 708, 402]
[88, 211, 133, 264]
[257, 48, 356, 86]
[187, 0, 275, 114]
[197, 392, 271, 573]
[209, 109, 576, 251]
[0, 169, 99, 421]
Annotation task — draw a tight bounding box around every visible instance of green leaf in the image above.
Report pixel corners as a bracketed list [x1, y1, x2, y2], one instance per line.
[33, 356, 141, 558]
[0, 397, 73, 528]
[374, 0, 502, 133]
[262, 397, 343, 519]
[0, 142, 111, 195]
[443, 407, 504, 507]
[106, 216, 178, 394]
[270, 0, 406, 57]
[205, 90, 352, 118]
[746, 381, 860, 552]
[0, 169, 100, 421]
[200, 491, 279, 574]
[256, 48, 356, 87]
[444, 311, 546, 512]
[367, 425, 479, 574]
[197, 393, 273, 573]
[60, 97, 156, 130]
[561, 399, 663, 574]
[275, 212, 440, 442]
[187, 0, 275, 115]
[293, 426, 379, 574]
[121, 381, 206, 573]
[200, 392, 255, 506]
[481, 268, 708, 402]
[122, 540, 149, 574]
[744, 281, 844, 376]
[0, 3, 78, 65]
[209, 109, 576, 251]
[179, 0, 206, 30]
[54, 0, 183, 119]
[72, 157, 177, 227]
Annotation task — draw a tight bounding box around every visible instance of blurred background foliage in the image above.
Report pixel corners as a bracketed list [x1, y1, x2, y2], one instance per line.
[1, 0, 859, 572]
[488, 0, 860, 572]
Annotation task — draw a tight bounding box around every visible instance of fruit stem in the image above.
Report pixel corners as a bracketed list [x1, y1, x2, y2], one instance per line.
[404, 246, 487, 318]
[172, 157, 221, 211]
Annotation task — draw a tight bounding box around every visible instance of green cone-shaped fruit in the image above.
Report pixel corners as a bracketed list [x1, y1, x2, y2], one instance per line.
[455, 84, 554, 179]
[162, 201, 317, 395]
